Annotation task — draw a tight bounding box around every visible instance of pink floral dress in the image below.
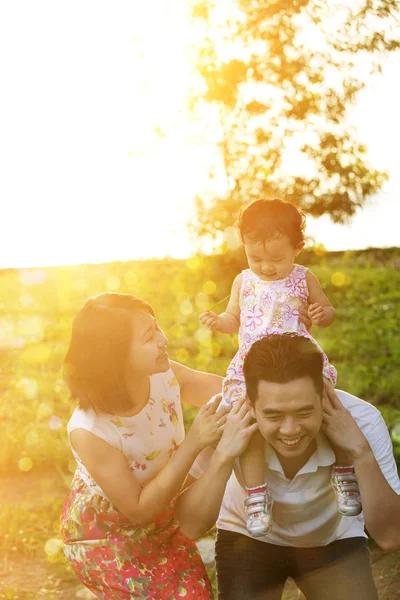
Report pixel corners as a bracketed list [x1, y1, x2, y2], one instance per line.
[61, 369, 213, 600]
[223, 266, 337, 403]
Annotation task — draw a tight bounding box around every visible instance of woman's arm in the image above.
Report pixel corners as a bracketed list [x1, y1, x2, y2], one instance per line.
[70, 398, 225, 526]
[176, 398, 258, 539]
[171, 361, 223, 407]
[306, 270, 336, 328]
[199, 274, 242, 334]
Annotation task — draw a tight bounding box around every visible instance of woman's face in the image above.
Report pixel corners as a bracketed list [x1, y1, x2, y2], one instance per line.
[127, 310, 169, 376]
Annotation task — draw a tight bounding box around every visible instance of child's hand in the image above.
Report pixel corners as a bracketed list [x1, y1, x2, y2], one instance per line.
[199, 310, 220, 330]
[308, 302, 326, 326]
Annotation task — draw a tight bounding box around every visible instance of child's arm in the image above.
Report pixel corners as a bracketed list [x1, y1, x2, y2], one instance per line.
[199, 274, 242, 334]
[306, 270, 336, 328]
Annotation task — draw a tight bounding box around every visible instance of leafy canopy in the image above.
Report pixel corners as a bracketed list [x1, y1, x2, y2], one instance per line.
[188, 0, 400, 242]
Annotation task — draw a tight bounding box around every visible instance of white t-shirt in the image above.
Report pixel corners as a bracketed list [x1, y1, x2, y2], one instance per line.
[190, 389, 400, 547]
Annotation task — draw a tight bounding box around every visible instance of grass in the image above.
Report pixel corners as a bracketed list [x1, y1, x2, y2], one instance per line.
[0, 246, 399, 597]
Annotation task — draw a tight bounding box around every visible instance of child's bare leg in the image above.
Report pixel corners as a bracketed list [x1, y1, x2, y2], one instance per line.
[240, 430, 265, 489]
[240, 430, 273, 537]
[324, 378, 362, 516]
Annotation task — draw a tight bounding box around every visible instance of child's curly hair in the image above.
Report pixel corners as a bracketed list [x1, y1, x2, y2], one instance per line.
[236, 198, 306, 247]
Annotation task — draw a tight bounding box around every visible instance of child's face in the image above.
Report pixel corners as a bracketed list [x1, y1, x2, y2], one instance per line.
[243, 234, 303, 281]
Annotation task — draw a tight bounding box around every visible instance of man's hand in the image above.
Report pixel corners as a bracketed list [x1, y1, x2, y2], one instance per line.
[321, 386, 369, 459]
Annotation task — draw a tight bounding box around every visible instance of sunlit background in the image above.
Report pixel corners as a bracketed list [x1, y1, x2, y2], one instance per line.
[0, 0, 399, 269]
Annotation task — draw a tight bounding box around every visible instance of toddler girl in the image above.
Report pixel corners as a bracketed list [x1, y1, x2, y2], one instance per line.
[200, 198, 362, 537]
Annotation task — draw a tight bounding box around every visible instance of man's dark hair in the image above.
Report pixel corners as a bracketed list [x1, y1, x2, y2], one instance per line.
[243, 333, 324, 404]
[64, 292, 154, 414]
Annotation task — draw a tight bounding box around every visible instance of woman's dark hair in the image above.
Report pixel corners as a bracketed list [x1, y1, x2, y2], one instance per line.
[236, 198, 306, 247]
[243, 333, 324, 404]
[64, 293, 154, 414]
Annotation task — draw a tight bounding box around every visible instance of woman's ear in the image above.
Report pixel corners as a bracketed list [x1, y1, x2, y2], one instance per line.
[294, 241, 305, 256]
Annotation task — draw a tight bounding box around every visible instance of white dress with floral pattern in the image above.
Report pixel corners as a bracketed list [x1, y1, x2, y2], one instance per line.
[222, 265, 337, 403]
[61, 369, 213, 600]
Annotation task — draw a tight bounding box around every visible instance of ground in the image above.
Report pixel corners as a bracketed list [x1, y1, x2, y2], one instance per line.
[0, 472, 399, 599]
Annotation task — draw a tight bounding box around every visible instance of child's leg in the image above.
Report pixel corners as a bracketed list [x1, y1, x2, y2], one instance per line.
[240, 429, 265, 489]
[240, 430, 273, 537]
[324, 378, 362, 516]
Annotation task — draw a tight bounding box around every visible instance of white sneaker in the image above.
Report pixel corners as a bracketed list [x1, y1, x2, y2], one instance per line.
[331, 466, 362, 516]
[244, 491, 273, 537]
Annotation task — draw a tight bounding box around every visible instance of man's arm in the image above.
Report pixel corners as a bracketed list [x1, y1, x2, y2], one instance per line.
[176, 399, 258, 539]
[171, 361, 223, 407]
[323, 387, 400, 551]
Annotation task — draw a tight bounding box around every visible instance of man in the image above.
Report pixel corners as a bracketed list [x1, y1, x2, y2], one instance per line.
[179, 333, 400, 599]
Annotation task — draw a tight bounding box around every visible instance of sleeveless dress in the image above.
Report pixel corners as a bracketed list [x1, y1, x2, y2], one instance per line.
[223, 265, 337, 403]
[61, 369, 213, 600]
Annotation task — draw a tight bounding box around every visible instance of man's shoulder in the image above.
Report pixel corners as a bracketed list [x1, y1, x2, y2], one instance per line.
[335, 389, 383, 430]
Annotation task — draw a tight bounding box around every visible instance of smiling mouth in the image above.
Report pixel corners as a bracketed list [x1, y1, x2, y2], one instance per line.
[280, 437, 302, 447]
[157, 352, 168, 360]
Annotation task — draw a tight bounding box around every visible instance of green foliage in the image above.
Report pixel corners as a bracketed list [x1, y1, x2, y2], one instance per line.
[0, 247, 399, 476]
[188, 0, 399, 243]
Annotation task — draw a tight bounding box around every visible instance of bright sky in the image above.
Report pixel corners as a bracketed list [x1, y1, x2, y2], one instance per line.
[0, 1, 399, 269]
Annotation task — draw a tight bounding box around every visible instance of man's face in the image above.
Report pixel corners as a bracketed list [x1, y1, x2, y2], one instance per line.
[251, 377, 323, 466]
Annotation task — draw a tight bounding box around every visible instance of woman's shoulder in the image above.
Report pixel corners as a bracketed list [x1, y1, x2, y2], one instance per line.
[67, 407, 122, 448]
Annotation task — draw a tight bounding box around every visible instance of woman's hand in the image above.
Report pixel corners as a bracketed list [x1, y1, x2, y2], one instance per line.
[186, 395, 230, 452]
[214, 397, 259, 462]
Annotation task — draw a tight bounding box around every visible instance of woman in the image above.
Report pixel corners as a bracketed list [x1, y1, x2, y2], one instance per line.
[61, 292, 255, 599]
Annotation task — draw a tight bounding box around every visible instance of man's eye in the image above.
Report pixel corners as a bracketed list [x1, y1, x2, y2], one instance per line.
[266, 415, 280, 421]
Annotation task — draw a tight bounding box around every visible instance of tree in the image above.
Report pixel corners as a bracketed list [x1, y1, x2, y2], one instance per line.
[188, 0, 400, 243]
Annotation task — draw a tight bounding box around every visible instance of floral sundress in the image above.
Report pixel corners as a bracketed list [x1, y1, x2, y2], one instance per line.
[61, 369, 213, 600]
[223, 265, 337, 403]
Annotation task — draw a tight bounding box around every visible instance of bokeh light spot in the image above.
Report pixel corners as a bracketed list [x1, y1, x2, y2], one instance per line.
[124, 271, 138, 286]
[203, 280, 217, 295]
[194, 292, 209, 310]
[18, 457, 33, 472]
[49, 415, 63, 431]
[180, 300, 193, 316]
[106, 276, 121, 291]
[175, 348, 189, 363]
[331, 272, 349, 287]
[37, 403, 54, 420]
[194, 328, 212, 344]
[25, 431, 40, 447]
[18, 378, 38, 400]
[186, 256, 201, 270]
[20, 293, 33, 308]
[44, 538, 63, 557]
[19, 269, 47, 285]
